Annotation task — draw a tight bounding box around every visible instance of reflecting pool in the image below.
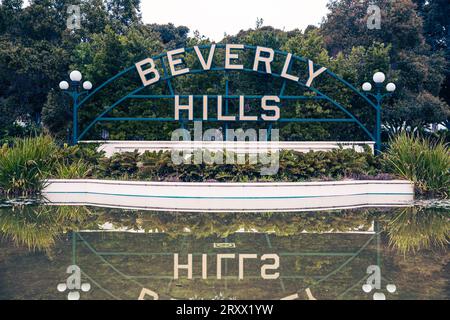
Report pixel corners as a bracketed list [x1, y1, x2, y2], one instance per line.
[0, 200, 448, 300]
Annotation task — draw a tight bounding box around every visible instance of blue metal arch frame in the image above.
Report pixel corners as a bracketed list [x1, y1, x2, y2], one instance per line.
[71, 44, 381, 150]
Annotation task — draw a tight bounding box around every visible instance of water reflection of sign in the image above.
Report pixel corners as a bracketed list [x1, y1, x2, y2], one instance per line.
[138, 288, 159, 300]
[173, 253, 280, 280]
[70, 226, 385, 300]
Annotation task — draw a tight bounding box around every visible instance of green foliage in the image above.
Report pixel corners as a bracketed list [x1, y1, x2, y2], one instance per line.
[386, 206, 449, 255]
[54, 159, 92, 179]
[0, 135, 58, 195]
[1, 203, 447, 255]
[54, 143, 105, 167]
[0, 204, 91, 252]
[97, 150, 140, 179]
[100, 209, 375, 238]
[51, 143, 103, 178]
[322, 0, 449, 134]
[384, 132, 450, 196]
[135, 148, 381, 182]
[148, 23, 190, 49]
[413, 0, 450, 125]
[0, 122, 43, 145]
[0, 136, 106, 193]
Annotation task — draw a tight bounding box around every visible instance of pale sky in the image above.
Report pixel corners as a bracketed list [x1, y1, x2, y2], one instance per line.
[141, 0, 330, 41]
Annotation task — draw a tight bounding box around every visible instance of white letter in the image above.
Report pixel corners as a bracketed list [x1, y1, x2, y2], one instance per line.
[239, 254, 257, 280]
[174, 254, 193, 279]
[261, 96, 280, 121]
[203, 95, 208, 120]
[225, 44, 244, 70]
[217, 254, 235, 279]
[306, 60, 327, 87]
[135, 58, 161, 86]
[167, 48, 190, 76]
[194, 45, 216, 70]
[367, 5, 381, 30]
[253, 46, 274, 74]
[171, 127, 191, 165]
[366, 265, 382, 290]
[281, 53, 299, 82]
[203, 129, 224, 165]
[217, 96, 236, 121]
[193, 121, 203, 165]
[66, 5, 81, 30]
[259, 129, 280, 176]
[66, 265, 81, 290]
[226, 128, 257, 164]
[261, 254, 280, 279]
[175, 95, 193, 120]
[138, 288, 159, 300]
[239, 96, 257, 121]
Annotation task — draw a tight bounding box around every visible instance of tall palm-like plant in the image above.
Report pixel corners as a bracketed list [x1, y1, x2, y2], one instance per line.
[384, 132, 450, 197]
[0, 136, 58, 195]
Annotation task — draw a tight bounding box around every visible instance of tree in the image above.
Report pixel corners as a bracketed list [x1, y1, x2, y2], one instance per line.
[412, 0, 449, 51]
[43, 24, 165, 140]
[0, 0, 76, 133]
[321, 0, 449, 134]
[412, 0, 450, 129]
[105, 0, 141, 31]
[0, 0, 147, 141]
[147, 23, 190, 49]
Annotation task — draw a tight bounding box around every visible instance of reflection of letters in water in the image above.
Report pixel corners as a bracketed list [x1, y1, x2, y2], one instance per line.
[173, 253, 280, 280]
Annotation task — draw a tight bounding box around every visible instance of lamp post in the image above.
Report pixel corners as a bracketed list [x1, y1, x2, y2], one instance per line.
[59, 71, 93, 145]
[362, 72, 396, 154]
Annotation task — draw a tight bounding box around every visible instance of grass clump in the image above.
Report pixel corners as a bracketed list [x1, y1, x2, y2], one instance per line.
[0, 135, 57, 195]
[54, 159, 92, 179]
[384, 132, 450, 197]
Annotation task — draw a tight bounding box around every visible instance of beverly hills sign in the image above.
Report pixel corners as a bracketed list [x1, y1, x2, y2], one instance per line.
[135, 44, 328, 122]
[63, 43, 380, 151]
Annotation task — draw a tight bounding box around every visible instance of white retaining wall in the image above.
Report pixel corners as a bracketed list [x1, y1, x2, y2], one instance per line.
[43, 179, 414, 212]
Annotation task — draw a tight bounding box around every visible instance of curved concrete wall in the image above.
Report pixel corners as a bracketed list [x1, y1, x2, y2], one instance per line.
[43, 179, 414, 212]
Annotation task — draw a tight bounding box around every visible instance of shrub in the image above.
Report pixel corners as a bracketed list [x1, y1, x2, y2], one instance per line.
[384, 132, 450, 197]
[54, 159, 92, 179]
[97, 150, 140, 179]
[55, 143, 104, 167]
[0, 135, 58, 195]
[136, 148, 382, 182]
